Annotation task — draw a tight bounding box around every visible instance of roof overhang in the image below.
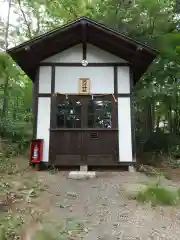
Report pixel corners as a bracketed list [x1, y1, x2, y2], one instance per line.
[7, 16, 158, 83]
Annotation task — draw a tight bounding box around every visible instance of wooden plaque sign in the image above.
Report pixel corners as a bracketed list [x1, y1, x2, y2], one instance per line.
[79, 78, 90, 94]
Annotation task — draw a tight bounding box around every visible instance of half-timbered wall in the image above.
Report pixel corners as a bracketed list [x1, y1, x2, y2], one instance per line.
[36, 43, 134, 164]
[36, 97, 51, 162]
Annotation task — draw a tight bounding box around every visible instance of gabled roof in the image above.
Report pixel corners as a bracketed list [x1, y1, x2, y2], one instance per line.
[7, 16, 158, 83]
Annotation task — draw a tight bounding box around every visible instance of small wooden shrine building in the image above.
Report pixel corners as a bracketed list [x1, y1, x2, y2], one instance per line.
[7, 17, 158, 169]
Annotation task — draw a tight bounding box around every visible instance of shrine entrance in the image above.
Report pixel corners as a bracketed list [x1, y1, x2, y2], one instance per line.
[49, 94, 119, 166]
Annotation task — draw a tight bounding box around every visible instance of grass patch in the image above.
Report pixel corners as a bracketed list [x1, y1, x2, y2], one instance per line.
[0, 213, 24, 240]
[33, 229, 57, 240]
[136, 183, 180, 206]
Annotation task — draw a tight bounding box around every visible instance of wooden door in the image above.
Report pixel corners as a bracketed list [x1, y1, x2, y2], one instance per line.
[49, 95, 83, 166]
[49, 95, 118, 166]
[81, 95, 119, 166]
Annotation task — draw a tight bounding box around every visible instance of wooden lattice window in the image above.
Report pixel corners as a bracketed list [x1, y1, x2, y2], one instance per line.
[56, 99, 82, 128]
[87, 99, 112, 128]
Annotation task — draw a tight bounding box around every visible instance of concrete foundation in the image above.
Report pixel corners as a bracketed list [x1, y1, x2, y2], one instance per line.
[128, 165, 136, 173]
[80, 165, 88, 171]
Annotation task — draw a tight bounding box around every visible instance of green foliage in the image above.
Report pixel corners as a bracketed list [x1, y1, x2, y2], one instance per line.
[136, 183, 180, 205]
[0, 59, 33, 155]
[169, 144, 180, 158]
[138, 132, 180, 153]
[168, 159, 180, 169]
[0, 180, 11, 192]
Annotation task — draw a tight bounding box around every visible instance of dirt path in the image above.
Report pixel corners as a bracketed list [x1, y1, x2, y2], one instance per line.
[36, 171, 180, 240]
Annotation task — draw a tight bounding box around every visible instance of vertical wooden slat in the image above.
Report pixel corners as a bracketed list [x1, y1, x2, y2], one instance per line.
[50, 66, 56, 128]
[49, 66, 56, 164]
[112, 66, 118, 128]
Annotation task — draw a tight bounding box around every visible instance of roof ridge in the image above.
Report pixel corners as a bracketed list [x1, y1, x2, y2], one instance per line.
[7, 16, 158, 83]
[7, 16, 158, 54]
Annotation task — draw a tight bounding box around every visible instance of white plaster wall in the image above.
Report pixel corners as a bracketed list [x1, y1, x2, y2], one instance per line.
[118, 97, 133, 162]
[41, 43, 127, 63]
[39, 66, 51, 93]
[55, 66, 114, 94]
[87, 44, 127, 63]
[117, 66, 130, 94]
[36, 97, 51, 162]
[42, 44, 82, 63]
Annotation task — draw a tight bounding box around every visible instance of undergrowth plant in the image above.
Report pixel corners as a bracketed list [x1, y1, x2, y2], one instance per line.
[49, 165, 58, 175]
[136, 183, 180, 206]
[168, 157, 180, 169]
[137, 164, 180, 205]
[0, 213, 24, 240]
[0, 154, 16, 174]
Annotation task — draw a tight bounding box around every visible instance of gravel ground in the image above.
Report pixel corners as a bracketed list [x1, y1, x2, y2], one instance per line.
[38, 171, 180, 240]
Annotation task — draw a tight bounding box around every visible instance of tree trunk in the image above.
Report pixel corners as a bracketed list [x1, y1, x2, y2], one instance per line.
[156, 115, 161, 131]
[146, 101, 153, 134]
[1, 0, 12, 136]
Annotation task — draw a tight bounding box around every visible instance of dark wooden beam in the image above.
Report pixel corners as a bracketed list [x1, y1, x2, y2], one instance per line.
[39, 62, 130, 67]
[81, 20, 87, 60]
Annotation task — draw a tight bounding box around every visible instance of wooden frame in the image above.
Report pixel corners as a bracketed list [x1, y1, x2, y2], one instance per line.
[78, 78, 90, 94]
[40, 62, 130, 67]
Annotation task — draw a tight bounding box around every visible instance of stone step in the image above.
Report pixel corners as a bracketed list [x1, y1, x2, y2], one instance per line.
[68, 171, 96, 180]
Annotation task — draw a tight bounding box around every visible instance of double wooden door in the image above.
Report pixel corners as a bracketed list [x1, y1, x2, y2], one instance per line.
[49, 95, 118, 166]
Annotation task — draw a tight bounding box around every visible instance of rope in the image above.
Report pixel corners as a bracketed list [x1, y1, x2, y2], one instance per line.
[52, 93, 117, 103]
